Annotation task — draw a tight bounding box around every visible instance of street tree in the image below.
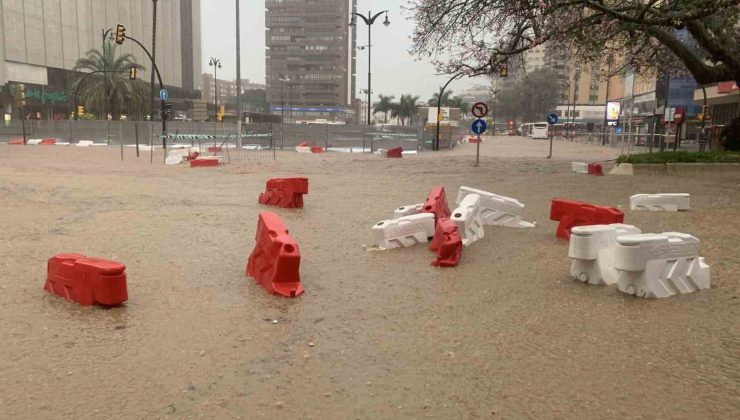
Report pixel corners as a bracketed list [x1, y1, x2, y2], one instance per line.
[73, 41, 147, 120]
[373, 94, 396, 123]
[493, 68, 560, 123]
[427, 90, 469, 114]
[391, 94, 421, 125]
[408, 0, 739, 85]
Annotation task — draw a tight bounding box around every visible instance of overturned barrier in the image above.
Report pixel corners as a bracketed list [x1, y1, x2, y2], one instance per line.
[190, 157, 220, 167]
[258, 177, 309, 209]
[422, 186, 451, 225]
[40, 138, 57, 145]
[550, 198, 624, 240]
[569, 224, 642, 285]
[394, 203, 424, 218]
[76, 140, 94, 147]
[451, 193, 485, 246]
[8, 138, 24, 145]
[630, 193, 690, 211]
[45, 254, 128, 306]
[614, 232, 710, 298]
[386, 147, 403, 158]
[572, 162, 588, 174]
[371, 213, 436, 250]
[456, 186, 535, 228]
[247, 212, 304, 297]
[588, 163, 603, 176]
[429, 217, 463, 267]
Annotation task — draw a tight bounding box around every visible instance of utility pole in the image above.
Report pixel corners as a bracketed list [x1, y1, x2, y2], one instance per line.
[236, 0, 242, 148]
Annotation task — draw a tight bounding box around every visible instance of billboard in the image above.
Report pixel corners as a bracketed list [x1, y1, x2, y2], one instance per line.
[606, 101, 621, 126]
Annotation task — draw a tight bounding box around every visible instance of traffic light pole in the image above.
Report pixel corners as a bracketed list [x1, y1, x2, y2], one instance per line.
[123, 34, 167, 158]
[435, 72, 463, 151]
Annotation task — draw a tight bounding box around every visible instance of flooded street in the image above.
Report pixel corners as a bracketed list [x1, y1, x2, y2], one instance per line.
[1, 138, 738, 419]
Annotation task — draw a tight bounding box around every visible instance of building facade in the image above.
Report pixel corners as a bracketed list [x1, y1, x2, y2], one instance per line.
[201, 74, 266, 105]
[0, 0, 201, 119]
[265, 0, 356, 123]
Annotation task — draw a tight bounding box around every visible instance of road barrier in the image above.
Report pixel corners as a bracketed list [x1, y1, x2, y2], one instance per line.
[247, 212, 304, 297]
[569, 224, 642, 285]
[45, 254, 128, 306]
[8, 138, 24, 145]
[614, 232, 710, 298]
[386, 147, 403, 158]
[630, 194, 690, 211]
[189, 157, 220, 167]
[587, 163, 604, 176]
[40, 138, 56, 145]
[371, 213, 436, 250]
[451, 193, 485, 246]
[571, 162, 588, 174]
[456, 186, 535, 228]
[423, 186, 451, 225]
[550, 199, 624, 240]
[393, 203, 424, 218]
[258, 177, 309, 209]
[429, 217, 463, 267]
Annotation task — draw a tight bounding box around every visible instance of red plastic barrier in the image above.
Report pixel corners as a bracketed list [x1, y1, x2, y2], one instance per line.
[297, 141, 309, 147]
[311, 146, 324, 154]
[550, 198, 624, 240]
[258, 177, 309, 208]
[45, 254, 128, 306]
[188, 151, 200, 160]
[207, 146, 222, 153]
[190, 158, 219, 167]
[387, 147, 403, 158]
[429, 218, 462, 267]
[588, 163, 603, 176]
[40, 138, 56, 145]
[246, 212, 304, 297]
[469, 137, 480, 144]
[8, 138, 24, 145]
[423, 186, 451, 225]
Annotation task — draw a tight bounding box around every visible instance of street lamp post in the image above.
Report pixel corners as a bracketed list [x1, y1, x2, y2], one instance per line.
[279, 73, 289, 149]
[350, 10, 390, 127]
[209, 57, 222, 121]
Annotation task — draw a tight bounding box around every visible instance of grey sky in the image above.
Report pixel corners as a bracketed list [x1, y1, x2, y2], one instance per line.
[200, 0, 484, 102]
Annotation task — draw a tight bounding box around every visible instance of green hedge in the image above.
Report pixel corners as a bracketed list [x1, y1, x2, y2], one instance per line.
[616, 151, 740, 164]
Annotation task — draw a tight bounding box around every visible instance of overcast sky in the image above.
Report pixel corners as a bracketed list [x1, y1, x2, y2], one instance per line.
[200, 0, 485, 102]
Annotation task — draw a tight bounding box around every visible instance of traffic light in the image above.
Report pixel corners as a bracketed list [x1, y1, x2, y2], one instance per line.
[13, 84, 26, 106]
[115, 24, 126, 45]
[129, 66, 137, 80]
[499, 64, 509, 78]
[162, 102, 172, 121]
[77, 105, 84, 116]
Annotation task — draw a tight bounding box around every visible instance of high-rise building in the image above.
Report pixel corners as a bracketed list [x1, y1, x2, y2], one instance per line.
[0, 0, 202, 119]
[265, 0, 357, 123]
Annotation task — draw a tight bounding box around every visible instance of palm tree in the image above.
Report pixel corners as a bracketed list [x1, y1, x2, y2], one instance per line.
[72, 41, 147, 120]
[428, 90, 454, 107]
[391, 94, 421, 126]
[373, 94, 395, 123]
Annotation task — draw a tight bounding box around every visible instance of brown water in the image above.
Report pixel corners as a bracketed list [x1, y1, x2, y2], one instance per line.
[1, 138, 738, 419]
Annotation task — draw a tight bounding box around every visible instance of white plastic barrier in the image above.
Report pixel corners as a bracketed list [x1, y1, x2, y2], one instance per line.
[451, 193, 485, 246]
[296, 146, 311, 153]
[76, 140, 94, 147]
[374, 148, 388, 157]
[569, 224, 642, 285]
[27, 139, 42, 145]
[371, 213, 435, 250]
[456, 186, 535, 228]
[630, 194, 690, 211]
[614, 232, 710, 298]
[393, 203, 424, 218]
[165, 155, 183, 165]
[571, 162, 588, 174]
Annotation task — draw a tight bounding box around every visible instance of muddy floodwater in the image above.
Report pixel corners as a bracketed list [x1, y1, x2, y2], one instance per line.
[1, 138, 738, 419]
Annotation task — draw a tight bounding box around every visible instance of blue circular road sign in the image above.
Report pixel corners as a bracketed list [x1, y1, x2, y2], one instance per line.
[547, 113, 559, 125]
[159, 89, 169, 101]
[471, 119, 487, 135]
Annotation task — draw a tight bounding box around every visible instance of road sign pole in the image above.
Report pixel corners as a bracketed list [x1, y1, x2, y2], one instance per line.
[475, 134, 481, 167]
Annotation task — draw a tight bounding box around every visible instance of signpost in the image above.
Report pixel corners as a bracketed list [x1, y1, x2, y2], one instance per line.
[546, 113, 558, 159]
[471, 102, 489, 167]
[159, 89, 169, 101]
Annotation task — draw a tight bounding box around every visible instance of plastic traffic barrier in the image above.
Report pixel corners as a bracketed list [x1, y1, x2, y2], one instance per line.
[422, 186, 451, 225]
[296, 144, 311, 153]
[374, 148, 388, 157]
[76, 140, 94, 147]
[40, 138, 57, 145]
[311, 146, 324, 153]
[387, 147, 403, 158]
[629, 193, 690, 211]
[297, 141, 309, 147]
[246, 212, 304, 297]
[456, 186, 535, 228]
[45, 254, 128, 306]
[190, 157, 220, 167]
[258, 177, 309, 209]
[451, 193, 485, 246]
[588, 163, 603, 176]
[8, 138, 24, 145]
[429, 217, 463, 267]
[394, 203, 424, 218]
[550, 198, 624, 240]
[208, 146, 222, 153]
[569, 224, 642, 285]
[571, 162, 588, 174]
[371, 213, 435, 250]
[27, 139, 42, 145]
[614, 232, 710, 298]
